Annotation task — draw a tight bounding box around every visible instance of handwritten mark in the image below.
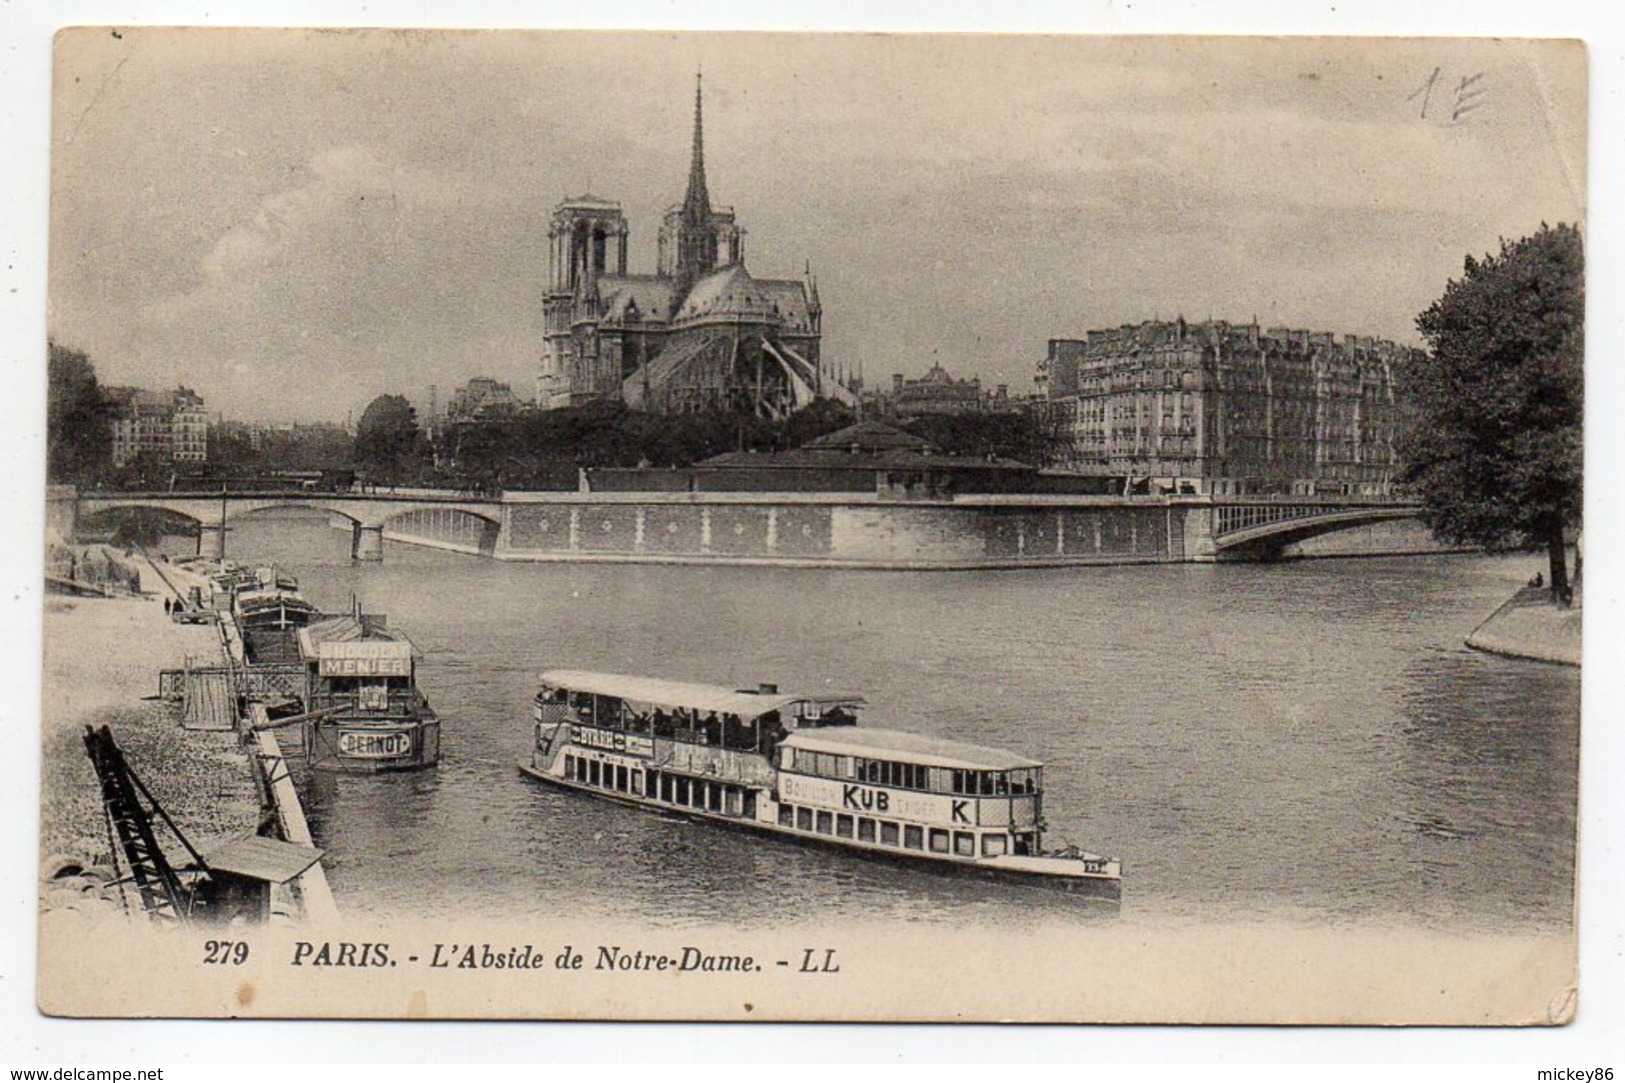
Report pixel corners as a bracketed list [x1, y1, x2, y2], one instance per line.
[1451, 72, 1487, 123]
[1406, 66, 1442, 119]
[1408, 67, 1487, 125]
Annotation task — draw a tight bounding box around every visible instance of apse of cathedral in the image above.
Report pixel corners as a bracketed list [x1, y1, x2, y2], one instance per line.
[538, 77, 854, 417]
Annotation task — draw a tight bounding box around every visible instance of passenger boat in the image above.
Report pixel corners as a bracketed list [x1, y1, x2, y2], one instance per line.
[296, 612, 440, 772]
[519, 670, 1120, 892]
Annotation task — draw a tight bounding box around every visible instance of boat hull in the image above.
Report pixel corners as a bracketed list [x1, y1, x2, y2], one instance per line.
[307, 717, 441, 772]
[518, 760, 1120, 898]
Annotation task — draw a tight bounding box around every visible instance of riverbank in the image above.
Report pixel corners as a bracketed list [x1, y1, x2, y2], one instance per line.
[1466, 586, 1582, 667]
[39, 559, 262, 914]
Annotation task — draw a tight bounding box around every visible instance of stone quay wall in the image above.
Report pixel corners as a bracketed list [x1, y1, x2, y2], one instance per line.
[488, 493, 1187, 569]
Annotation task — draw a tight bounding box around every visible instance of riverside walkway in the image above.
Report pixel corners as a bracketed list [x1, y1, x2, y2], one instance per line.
[1467, 586, 1582, 667]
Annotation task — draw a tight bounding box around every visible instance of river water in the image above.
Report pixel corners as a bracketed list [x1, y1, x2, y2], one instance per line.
[172, 512, 1578, 933]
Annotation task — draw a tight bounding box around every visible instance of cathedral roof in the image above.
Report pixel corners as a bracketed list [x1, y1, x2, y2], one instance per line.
[559, 193, 620, 209]
[674, 264, 814, 325]
[596, 275, 677, 322]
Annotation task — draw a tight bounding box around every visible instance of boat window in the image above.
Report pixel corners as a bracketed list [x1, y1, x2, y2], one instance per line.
[796, 807, 813, 831]
[835, 814, 854, 839]
[982, 834, 1008, 857]
[563, 753, 574, 777]
[568, 690, 594, 722]
[816, 811, 833, 835]
[615, 765, 628, 792]
[954, 832, 975, 857]
[904, 825, 923, 850]
[880, 822, 900, 846]
[1009, 769, 1038, 794]
[631, 770, 643, 796]
[880, 760, 930, 790]
[707, 783, 722, 813]
[857, 818, 876, 843]
[675, 777, 690, 805]
[588, 760, 601, 787]
[1013, 833, 1034, 856]
[778, 804, 794, 828]
[928, 828, 950, 854]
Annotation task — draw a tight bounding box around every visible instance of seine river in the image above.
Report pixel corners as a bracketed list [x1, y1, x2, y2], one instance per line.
[178, 512, 1579, 933]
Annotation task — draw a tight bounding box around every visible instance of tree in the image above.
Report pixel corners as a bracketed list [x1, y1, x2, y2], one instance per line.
[1398, 223, 1583, 602]
[354, 395, 425, 487]
[47, 341, 113, 484]
[901, 408, 1045, 464]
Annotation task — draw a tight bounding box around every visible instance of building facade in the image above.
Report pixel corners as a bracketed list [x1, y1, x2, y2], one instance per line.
[538, 77, 851, 418]
[858, 364, 1022, 419]
[447, 377, 523, 421]
[1038, 319, 1415, 496]
[107, 386, 208, 466]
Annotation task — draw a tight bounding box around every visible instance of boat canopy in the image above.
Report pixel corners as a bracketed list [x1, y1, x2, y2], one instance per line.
[539, 669, 863, 721]
[781, 727, 1040, 772]
[298, 615, 419, 661]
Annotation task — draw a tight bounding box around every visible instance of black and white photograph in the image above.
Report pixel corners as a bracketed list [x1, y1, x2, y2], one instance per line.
[26, 21, 1593, 1028]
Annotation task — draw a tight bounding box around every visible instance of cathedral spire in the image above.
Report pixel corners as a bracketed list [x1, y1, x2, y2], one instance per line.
[682, 71, 710, 224]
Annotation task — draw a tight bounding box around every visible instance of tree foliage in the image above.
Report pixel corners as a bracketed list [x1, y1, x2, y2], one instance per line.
[47, 341, 113, 484]
[354, 394, 426, 486]
[1397, 223, 1583, 597]
[899, 410, 1045, 464]
[434, 401, 859, 490]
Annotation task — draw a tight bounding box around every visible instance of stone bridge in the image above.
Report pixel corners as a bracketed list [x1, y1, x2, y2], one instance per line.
[77, 490, 505, 561]
[1184, 498, 1423, 561]
[75, 488, 1423, 566]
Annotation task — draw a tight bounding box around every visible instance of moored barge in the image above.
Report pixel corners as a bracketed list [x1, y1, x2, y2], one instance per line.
[297, 613, 440, 772]
[519, 670, 1119, 893]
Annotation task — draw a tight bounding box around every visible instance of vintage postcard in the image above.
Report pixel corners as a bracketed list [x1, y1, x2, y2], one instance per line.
[39, 27, 1585, 1022]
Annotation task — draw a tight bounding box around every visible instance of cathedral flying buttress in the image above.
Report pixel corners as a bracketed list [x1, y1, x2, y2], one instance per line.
[537, 75, 854, 418]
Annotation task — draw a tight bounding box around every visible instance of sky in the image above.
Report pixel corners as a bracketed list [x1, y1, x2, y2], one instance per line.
[47, 30, 1587, 423]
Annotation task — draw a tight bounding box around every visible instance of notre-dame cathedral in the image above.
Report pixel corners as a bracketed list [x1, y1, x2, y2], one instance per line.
[538, 77, 854, 417]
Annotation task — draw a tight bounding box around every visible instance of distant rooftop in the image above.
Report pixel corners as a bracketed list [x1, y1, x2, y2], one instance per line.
[801, 421, 933, 454]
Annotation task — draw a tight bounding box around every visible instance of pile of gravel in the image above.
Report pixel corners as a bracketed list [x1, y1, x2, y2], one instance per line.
[39, 699, 263, 917]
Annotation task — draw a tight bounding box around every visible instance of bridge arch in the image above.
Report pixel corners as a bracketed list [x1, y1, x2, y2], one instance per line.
[374, 504, 503, 557]
[374, 504, 501, 530]
[1213, 507, 1420, 560]
[79, 491, 510, 563]
[221, 499, 362, 526]
[77, 501, 207, 528]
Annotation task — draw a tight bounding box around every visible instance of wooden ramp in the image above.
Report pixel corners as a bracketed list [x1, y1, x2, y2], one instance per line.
[182, 668, 237, 731]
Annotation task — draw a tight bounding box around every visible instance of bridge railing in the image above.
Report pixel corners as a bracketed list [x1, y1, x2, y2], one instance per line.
[1214, 501, 1416, 537]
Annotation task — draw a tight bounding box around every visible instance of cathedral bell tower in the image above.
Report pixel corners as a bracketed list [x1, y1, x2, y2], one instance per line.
[539, 196, 628, 406]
